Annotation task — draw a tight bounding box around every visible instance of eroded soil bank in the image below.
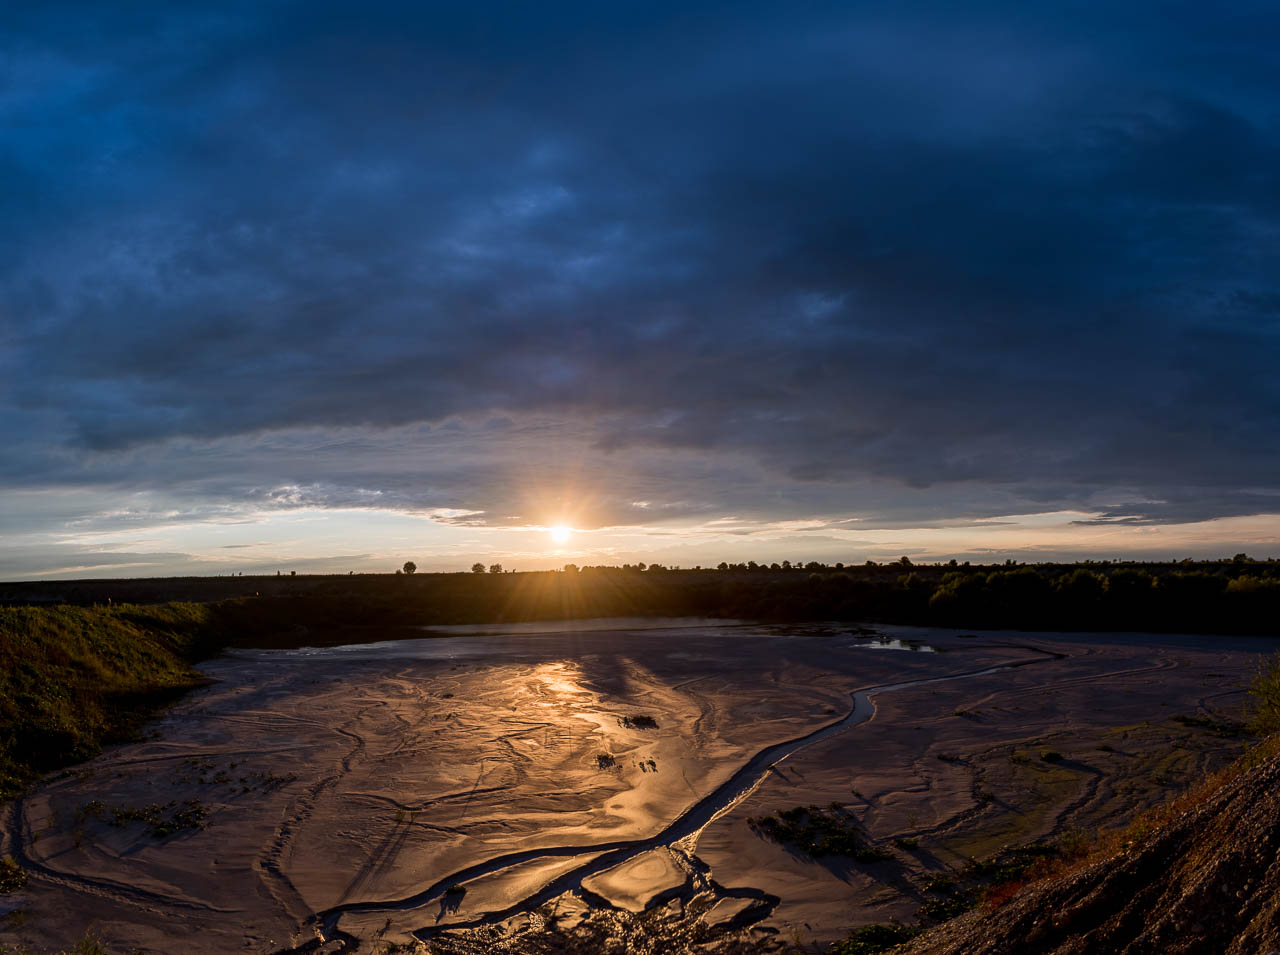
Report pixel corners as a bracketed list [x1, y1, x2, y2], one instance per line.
[0, 621, 1272, 953]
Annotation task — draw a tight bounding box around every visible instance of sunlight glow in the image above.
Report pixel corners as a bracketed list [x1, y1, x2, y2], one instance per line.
[549, 525, 573, 545]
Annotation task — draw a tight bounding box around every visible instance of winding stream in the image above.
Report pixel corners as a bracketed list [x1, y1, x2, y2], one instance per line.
[286, 645, 1061, 950]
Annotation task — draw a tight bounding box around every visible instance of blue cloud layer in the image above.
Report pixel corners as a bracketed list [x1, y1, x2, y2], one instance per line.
[2, 0, 1278, 533]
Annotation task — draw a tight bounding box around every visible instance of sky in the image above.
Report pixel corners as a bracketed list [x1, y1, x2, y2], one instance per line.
[3, 1, 1279, 579]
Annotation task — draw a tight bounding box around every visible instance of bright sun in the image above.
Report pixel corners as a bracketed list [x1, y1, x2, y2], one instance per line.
[549, 525, 572, 544]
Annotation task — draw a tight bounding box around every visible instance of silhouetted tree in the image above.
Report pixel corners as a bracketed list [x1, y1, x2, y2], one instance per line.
[402, 561, 417, 575]
[471, 563, 485, 574]
[489, 563, 503, 574]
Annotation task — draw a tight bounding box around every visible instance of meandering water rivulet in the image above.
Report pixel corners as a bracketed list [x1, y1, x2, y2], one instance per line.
[287, 644, 1062, 950]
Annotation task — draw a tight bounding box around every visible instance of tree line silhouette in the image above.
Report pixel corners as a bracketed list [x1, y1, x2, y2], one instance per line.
[5, 557, 1279, 638]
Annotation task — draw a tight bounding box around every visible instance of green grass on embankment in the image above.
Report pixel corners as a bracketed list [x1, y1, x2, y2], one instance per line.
[0, 603, 228, 800]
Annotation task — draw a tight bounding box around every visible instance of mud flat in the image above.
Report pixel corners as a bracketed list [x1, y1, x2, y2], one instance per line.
[1, 622, 1274, 953]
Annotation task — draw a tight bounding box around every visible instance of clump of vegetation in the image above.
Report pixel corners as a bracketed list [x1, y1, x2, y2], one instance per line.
[1040, 749, 1064, 763]
[0, 930, 108, 955]
[618, 714, 658, 729]
[893, 836, 919, 849]
[0, 857, 26, 893]
[595, 753, 616, 769]
[1245, 652, 1280, 736]
[965, 844, 1060, 885]
[0, 602, 230, 801]
[904, 837, 1091, 925]
[177, 757, 296, 794]
[444, 884, 467, 897]
[242, 770, 297, 791]
[1172, 713, 1246, 738]
[918, 891, 975, 922]
[831, 922, 920, 954]
[749, 805, 892, 862]
[79, 798, 208, 838]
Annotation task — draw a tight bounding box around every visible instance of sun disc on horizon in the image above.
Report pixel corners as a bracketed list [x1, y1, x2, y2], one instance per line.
[550, 525, 572, 545]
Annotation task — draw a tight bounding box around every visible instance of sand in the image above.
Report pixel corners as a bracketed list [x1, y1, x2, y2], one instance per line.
[1, 621, 1274, 953]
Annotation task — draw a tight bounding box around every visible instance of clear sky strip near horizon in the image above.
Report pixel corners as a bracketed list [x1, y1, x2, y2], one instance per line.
[2, 2, 1279, 578]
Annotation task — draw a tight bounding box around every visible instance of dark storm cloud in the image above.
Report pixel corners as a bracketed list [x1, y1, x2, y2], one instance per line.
[3, 0, 1279, 529]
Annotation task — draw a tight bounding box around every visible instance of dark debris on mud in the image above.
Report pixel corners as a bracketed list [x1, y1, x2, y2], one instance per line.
[417, 897, 788, 955]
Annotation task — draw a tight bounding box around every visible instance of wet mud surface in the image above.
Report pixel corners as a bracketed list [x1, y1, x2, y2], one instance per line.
[1, 621, 1273, 953]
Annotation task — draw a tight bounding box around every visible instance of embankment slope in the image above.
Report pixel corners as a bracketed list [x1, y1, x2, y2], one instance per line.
[904, 752, 1280, 955]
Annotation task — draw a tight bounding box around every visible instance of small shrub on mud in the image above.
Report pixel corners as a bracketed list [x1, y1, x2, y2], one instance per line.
[618, 714, 659, 729]
[751, 805, 891, 862]
[0, 857, 26, 893]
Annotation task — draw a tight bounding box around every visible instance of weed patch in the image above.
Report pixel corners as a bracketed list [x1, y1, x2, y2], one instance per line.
[831, 922, 919, 954]
[749, 805, 892, 862]
[0, 857, 25, 893]
[78, 798, 208, 838]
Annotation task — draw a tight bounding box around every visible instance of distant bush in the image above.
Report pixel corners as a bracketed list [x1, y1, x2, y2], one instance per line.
[1040, 750, 1064, 763]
